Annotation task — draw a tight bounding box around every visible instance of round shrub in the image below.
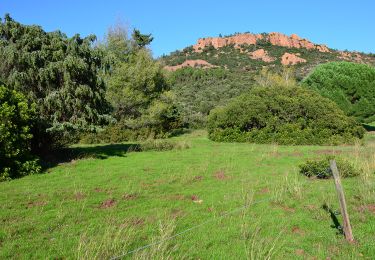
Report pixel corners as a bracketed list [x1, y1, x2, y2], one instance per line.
[299, 156, 361, 179]
[0, 85, 41, 181]
[207, 85, 364, 145]
[302, 62, 375, 123]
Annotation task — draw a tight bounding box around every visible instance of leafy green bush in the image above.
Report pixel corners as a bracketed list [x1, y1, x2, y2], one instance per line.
[80, 91, 183, 144]
[302, 62, 375, 123]
[299, 157, 361, 178]
[0, 85, 41, 181]
[207, 85, 364, 145]
[0, 15, 111, 153]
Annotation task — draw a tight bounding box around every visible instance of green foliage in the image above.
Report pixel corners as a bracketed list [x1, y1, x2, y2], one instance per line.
[105, 48, 168, 119]
[303, 62, 375, 123]
[139, 139, 190, 151]
[98, 23, 181, 140]
[299, 156, 361, 178]
[132, 29, 153, 49]
[168, 67, 254, 128]
[0, 85, 40, 181]
[0, 15, 111, 152]
[207, 85, 365, 145]
[80, 91, 183, 143]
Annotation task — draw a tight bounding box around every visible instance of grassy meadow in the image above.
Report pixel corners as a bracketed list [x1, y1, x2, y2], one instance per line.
[1, 131, 375, 259]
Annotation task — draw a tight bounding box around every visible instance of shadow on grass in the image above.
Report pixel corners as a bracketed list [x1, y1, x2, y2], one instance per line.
[363, 123, 375, 132]
[322, 203, 343, 235]
[41, 143, 139, 170]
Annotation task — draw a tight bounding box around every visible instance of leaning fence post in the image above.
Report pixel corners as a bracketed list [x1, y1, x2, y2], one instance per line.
[329, 160, 354, 243]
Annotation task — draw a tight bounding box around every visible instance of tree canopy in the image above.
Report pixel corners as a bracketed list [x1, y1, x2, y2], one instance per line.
[302, 61, 375, 123]
[0, 14, 111, 151]
[132, 29, 153, 49]
[101, 23, 166, 120]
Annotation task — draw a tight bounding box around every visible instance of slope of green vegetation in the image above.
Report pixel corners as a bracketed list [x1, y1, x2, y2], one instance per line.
[0, 131, 374, 259]
[168, 67, 255, 128]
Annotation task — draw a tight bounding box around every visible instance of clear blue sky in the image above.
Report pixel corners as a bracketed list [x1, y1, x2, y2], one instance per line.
[1, 1, 374, 57]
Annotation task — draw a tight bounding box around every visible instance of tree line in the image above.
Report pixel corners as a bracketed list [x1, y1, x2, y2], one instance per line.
[0, 15, 181, 180]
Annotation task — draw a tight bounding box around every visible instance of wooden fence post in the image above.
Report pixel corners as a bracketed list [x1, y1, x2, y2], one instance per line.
[329, 160, 354, 243]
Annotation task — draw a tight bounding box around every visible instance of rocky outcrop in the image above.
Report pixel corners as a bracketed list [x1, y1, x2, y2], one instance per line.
[193, 33, 262, 52]
[164, 59, 217, 71]
[193, 32, 330, 53]
[281, 53, 307, 65]
[269, 33, 329, 52]
[248, 49, 275, 62]
[338, 51, 364, 62]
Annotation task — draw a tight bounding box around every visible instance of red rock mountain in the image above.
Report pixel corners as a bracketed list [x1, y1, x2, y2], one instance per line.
[162, 32, 375, 73]
[193, 32, 330, 53]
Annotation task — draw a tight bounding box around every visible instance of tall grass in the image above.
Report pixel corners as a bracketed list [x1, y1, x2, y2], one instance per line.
[77, 224, 134, 260]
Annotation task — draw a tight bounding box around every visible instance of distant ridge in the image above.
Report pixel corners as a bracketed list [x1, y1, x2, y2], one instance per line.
[193, 32, 329, 53]
[161, 32, 375, 76]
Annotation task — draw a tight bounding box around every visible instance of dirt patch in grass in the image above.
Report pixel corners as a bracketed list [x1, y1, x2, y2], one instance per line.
[194, 175, 203, 181]
[94, 187, 116, 194]
[213, 170, 229, 180]
[191, 195, 203, 203]
[123, 193, 138, 200]
[167, 194, 186, 201]
[74, 192, 86, 201]
[259, 187, 270, 194]
[131, 217, 145, 226]
[141, 179, 165, 189]
[26, 201, 47, 208]
[291, 226, 305, 236]
[120, 217, 146, 228]
[305, 204, 317, 211]
[358, 204, 375, 215]
[191, 195, 200, 201]
[272, 202, 296, 213]
[282, 205, 295, 213]
[295, 249, 305, 256]
[99, 199, 116, 209]
[290, 151, 304, 157]
[367, 205, 375, 215]
[171, 209, 185, 219]
[268, 152, 281, 158]
[314, 150, 343, 155]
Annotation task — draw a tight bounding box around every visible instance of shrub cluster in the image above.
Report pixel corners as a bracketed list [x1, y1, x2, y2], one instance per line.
[299, 156, 361, 178]
[207, 85, 365, 145]
[0, 85, 41, 181]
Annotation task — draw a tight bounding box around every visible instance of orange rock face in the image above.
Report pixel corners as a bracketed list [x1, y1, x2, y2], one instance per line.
[249, 49, 275, 62]
[281, 53, 307, 65]
[193, 33, 262, 52]
[193, 32, 330, 53]
[269, 32, 315, 49]
[164, 59, 217, 71]
[338, 51, 364, 62]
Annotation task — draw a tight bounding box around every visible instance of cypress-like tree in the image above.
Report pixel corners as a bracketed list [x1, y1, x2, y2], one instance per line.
[0, 14, 111, 152]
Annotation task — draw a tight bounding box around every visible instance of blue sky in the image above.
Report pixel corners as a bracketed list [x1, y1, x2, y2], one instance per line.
[1, 1, 374, 57]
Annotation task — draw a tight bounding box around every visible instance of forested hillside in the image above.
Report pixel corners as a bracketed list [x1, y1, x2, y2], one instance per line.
[161, 32, 375, 128]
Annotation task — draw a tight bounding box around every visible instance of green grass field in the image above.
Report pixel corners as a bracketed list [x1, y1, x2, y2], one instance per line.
[1, 131, 375, 259]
